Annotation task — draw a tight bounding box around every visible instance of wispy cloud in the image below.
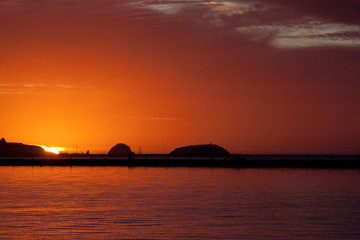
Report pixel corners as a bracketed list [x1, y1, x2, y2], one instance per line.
[0, 83, 14, 87]
[56, 84, 75, 89]
[2, 0, 359, 49]
[145, 117, 179, 121]
[237, 21, 360, 48]
[125, 0, 360, 48]
[203, 1, 255, 16]
[0, 0, 14, 6]
[22, 84, 36, 88]
[0, 91, 28, 95]
[127, 0, 189, 15]
[125, 115, 179, 121]
[0, 83, 86, 95]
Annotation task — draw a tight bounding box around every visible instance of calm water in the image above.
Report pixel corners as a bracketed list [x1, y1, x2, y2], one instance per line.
[0, 167, 359, 239]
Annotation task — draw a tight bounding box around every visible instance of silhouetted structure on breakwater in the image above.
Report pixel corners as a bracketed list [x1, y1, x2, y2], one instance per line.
[0, 138, 49, 157]
[169, 144, 231, 158]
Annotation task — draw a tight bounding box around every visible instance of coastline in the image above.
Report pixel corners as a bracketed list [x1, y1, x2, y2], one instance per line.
[0, 154, 359, 168]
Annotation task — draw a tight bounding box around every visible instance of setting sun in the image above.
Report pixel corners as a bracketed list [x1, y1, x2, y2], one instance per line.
[39, 146, 65, 154]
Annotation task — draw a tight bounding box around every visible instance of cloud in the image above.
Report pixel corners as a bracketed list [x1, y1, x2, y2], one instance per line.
[124, 0, 360, 48]
[237, 21, 360, 48]
[146, 117, 179, 121]
[127, 1, 189, 15]
[0, 0, 14, 6]
[2, 0, 359, 49]
[0, 83, 14, 87]
[202, 1, 360, 48]
[0, 83, 83, 95]
[56, 84, 75, 89]
[125, 115, 179, 121]
[203, 1, 256, 15]
[22, 83, 43, 88]
[266, 0, 360, 25]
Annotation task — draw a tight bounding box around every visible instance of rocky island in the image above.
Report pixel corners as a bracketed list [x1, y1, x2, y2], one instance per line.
[108, 143, 135, 156]
[169, 144, 231, 157]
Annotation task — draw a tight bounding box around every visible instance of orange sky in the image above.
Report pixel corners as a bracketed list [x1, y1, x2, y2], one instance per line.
[1, 0, 359, 154]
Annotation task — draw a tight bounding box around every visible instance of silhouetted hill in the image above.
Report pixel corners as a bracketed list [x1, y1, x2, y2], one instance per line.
[169, 144, 231, 157]
[0, 138, 49, 157]
[108, 143, 135, 156]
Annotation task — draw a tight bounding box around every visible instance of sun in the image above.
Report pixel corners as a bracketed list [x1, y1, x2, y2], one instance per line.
[39, 146, 65, 154]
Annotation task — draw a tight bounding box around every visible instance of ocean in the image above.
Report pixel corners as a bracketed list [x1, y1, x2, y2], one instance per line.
[0, 166, 359, 239]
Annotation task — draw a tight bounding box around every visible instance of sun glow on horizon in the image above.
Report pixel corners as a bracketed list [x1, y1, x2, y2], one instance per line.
[39, 146, 65, 154]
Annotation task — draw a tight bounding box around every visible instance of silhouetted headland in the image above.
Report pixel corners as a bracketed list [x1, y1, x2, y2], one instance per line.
[0, 138, 51, 157]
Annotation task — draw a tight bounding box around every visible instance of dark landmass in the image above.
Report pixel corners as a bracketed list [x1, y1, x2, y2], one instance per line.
[108, 143, 135, 156]
[1, 139, 359, 168]
[0, 138, 51, 157]
[169, 144, 231, 157]
[0, 154, 359, 168]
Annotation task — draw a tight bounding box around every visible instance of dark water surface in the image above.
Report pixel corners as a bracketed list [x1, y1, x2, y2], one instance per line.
[0, 167, 359, 239]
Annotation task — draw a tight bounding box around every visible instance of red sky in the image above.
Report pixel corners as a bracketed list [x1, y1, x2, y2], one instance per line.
[0, 0, 359, 154]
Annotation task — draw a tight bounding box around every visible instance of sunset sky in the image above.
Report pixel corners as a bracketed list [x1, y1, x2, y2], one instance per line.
[1, 0, 359, 154]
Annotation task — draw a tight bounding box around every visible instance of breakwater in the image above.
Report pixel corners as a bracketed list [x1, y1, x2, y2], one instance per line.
[0, 154, 359, 168]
